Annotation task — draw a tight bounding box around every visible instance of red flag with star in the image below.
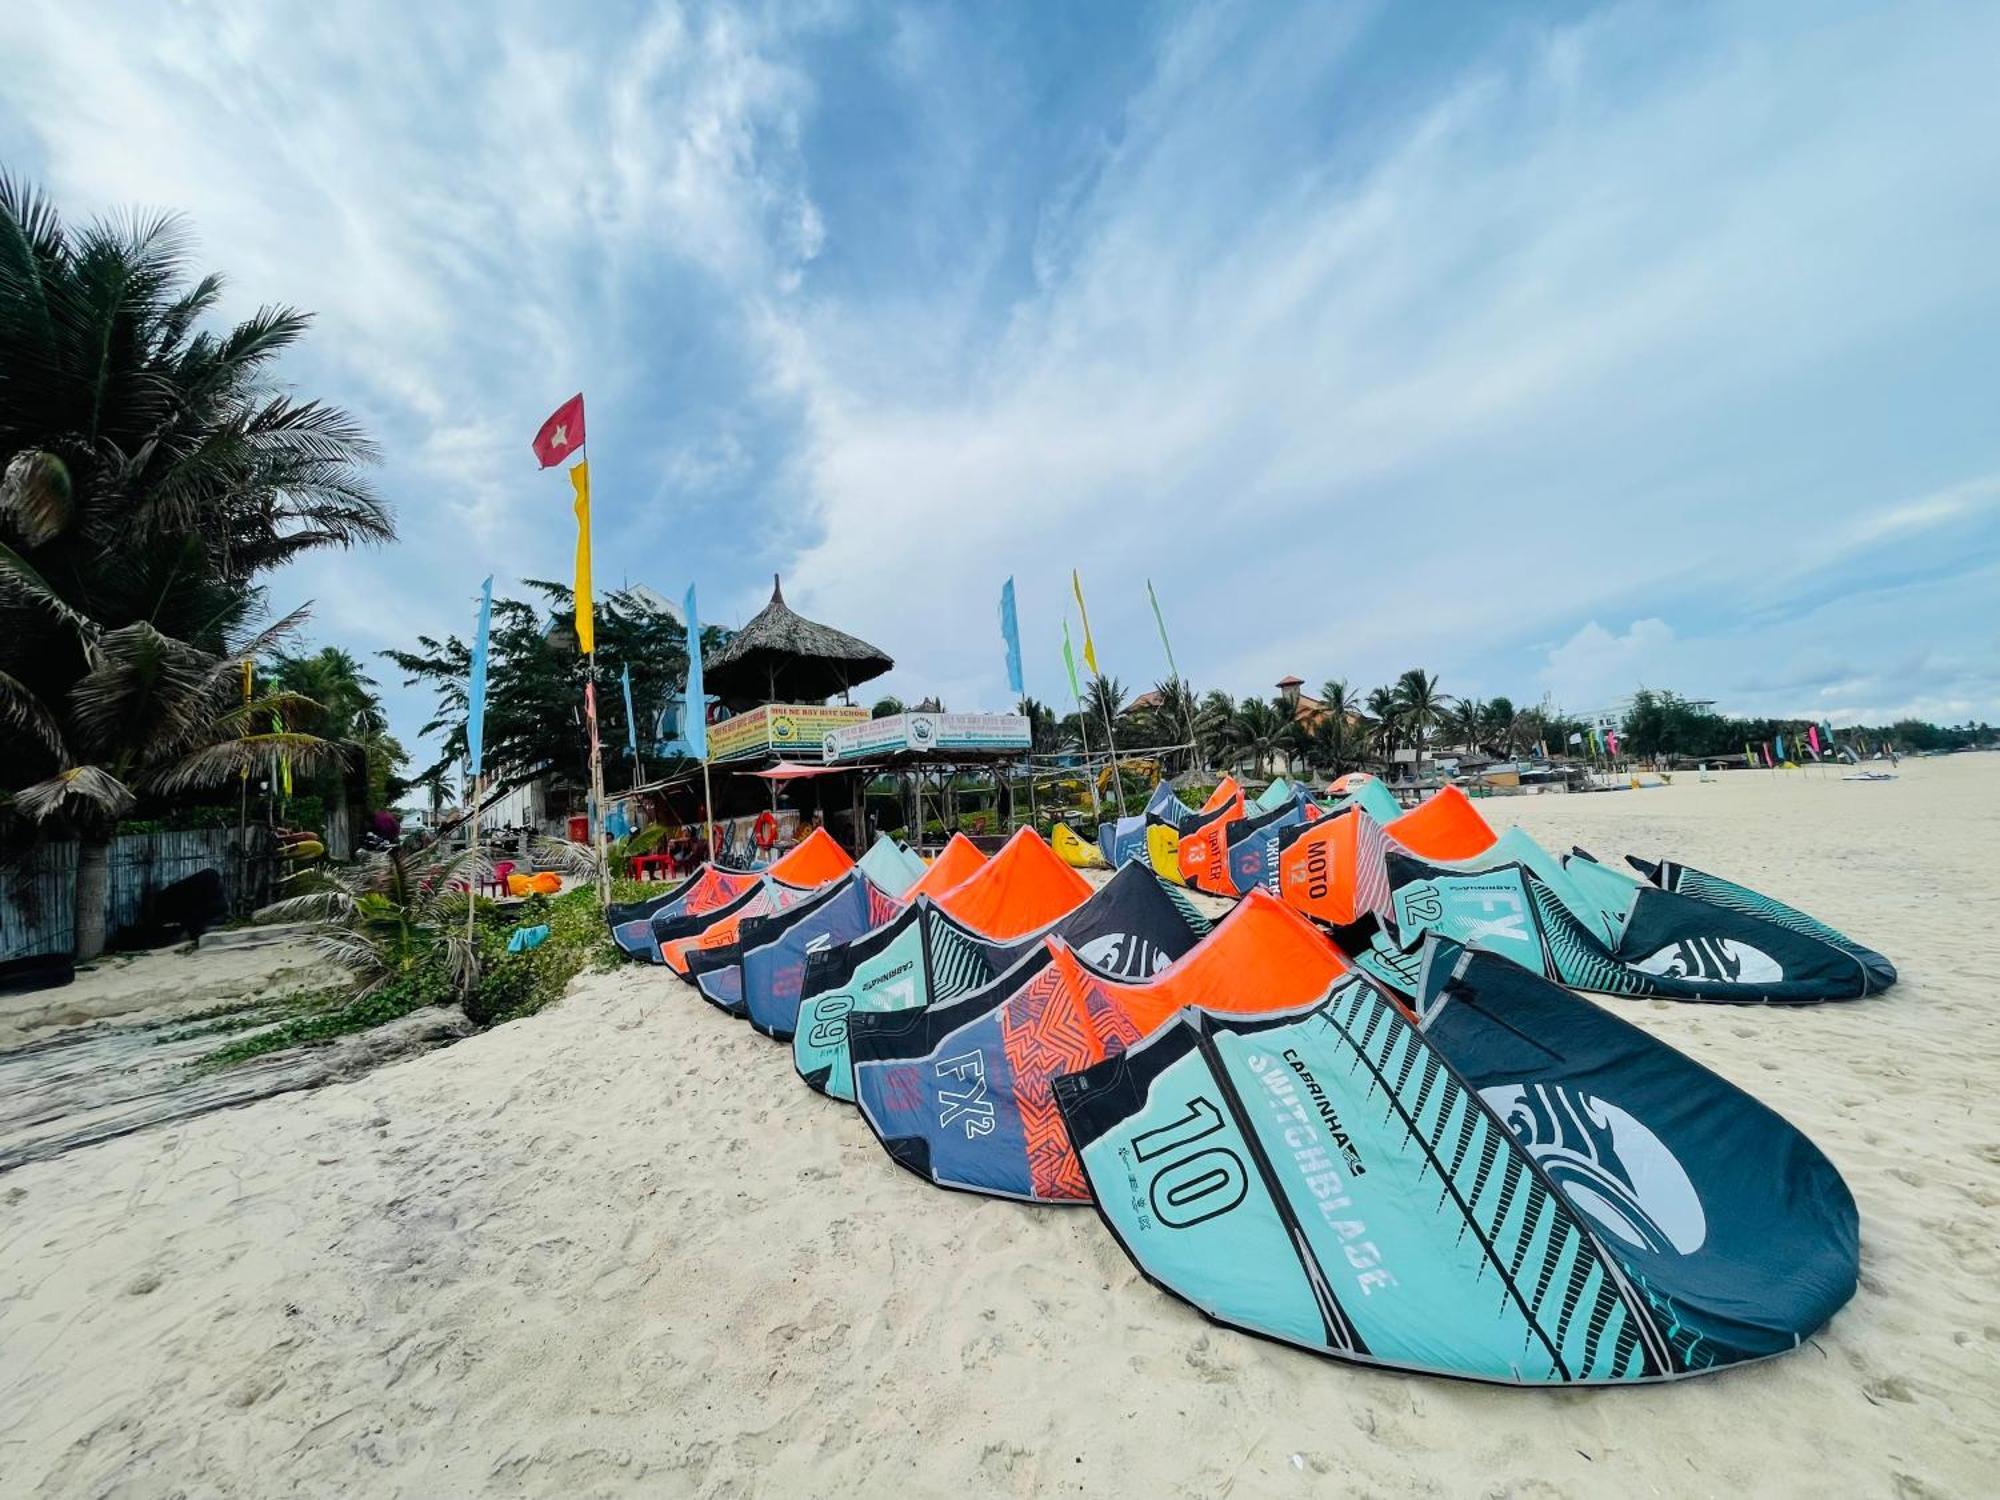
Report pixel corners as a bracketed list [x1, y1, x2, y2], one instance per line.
[532, 393, 586, 468]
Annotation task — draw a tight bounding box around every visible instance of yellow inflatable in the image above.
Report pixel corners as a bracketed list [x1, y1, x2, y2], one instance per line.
[507, 871, 564, 897]
[1145, 824, 1186, 885]
[1051, 822, 1109, 869]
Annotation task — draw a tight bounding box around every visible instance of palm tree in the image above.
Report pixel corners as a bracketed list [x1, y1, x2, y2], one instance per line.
[268, 646, 394, 859]
[1481, 696, 1519, 756]
[1083, 674, 1129, 730]
[1444, 696, 1484, 754]
[1309, 679, 1365, 776]
[1195, 689, 1236, 770]
[1392, 668, 1448, 777]
[6, 617, 338, 959]
[258, 841, 479, 1000]
[1364, 684, 1401, 770]
[1141, 678, 1203, 775]
[0, 174, 385, 950]
[870, 696, 904, 719]
[1019, 696, 1060, 755]
[0, 176, 386, 661]
[1229, 698, 1292, 779]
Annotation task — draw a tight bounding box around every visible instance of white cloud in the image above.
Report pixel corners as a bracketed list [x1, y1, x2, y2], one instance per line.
[0, 0, 832, 739]
[768, 2, 2000, 717]
[3, 0, 1997, 754]
[1537, 619, 1679, 712]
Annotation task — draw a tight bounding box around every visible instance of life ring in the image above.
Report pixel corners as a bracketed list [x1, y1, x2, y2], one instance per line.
[752, 811, 781, 850]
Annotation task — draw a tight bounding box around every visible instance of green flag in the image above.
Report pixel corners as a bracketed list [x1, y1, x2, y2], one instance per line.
[1062, 616, 1082, 701]
[1146, 578, 1180, 683]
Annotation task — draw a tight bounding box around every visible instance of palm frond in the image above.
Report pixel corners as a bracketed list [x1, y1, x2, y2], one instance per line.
[0, 539, 99, 642]
[144, 731, 339, 796]
[223, 601, 314, 663]
[254, 888, 357, 926]
[0, 668, 67, 761]
[0, 448, 75, 544]
[530, 835, 599, 882]
[65, 620, 213, 761]
[12, 763, 136, 823]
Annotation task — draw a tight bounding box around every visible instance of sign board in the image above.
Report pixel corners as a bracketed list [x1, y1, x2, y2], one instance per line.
[822, 711, 1032, 763]
[707, 703, 869, 762]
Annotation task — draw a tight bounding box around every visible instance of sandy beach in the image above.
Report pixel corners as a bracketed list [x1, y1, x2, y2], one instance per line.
[3, 756, 1996, 1498]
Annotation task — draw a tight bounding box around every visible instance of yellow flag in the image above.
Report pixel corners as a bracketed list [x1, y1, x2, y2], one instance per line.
[569, 459, 594, 654]
[1071, 569, 1099, 676]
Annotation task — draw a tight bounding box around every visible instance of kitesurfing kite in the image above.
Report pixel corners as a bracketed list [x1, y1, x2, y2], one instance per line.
[649, 828, 856, 973]
[606, 864, 759, 961]
[1275, 790, 1894, 1003]
[793, 859, 1210, 1102]
[1052, 822, 1110, 869]
[1099, 781, 1201, 867]
[1052, 936, 1859, 1383]
[849, 890, 1349, 1203]
[687, 836, 924, 1014]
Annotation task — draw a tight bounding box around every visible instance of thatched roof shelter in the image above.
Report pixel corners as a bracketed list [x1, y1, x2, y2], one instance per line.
[705, 575, 893, 706]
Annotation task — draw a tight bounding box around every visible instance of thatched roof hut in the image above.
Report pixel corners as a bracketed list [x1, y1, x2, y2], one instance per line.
[705, 575, 893, 706]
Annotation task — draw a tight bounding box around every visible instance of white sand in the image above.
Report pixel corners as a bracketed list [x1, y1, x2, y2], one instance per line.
[2, 757, 1996, 1497]
[0, 925, 340, 1051]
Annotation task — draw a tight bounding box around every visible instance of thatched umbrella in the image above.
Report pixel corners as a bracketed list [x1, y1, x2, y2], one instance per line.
[705, 575, 893, 706]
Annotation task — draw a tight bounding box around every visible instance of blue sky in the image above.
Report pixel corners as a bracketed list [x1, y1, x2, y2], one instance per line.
[4, 0, 1997, 759]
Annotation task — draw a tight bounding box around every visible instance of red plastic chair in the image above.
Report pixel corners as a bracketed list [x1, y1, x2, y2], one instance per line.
[481, 860, 515, 897]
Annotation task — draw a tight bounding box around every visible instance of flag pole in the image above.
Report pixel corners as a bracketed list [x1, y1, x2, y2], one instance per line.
[1070, 573, 1126, 818]
[589, 666, 609, 899]
[462, 574, 494, 976]
[1062, 616, 1103, 824]
[702, 752, 715, 866]
[1094, 677, 1129, 818]
[465, 770, 482, 960]
[1147, 578, 1197, 780]
[578, 441, 610, 904]
[1071, 688, 1103, 822]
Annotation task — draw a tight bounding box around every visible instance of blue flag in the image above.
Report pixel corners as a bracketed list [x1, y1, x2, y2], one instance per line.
[466, 575, 494, 777]
[999, 577, 1024, 697]
[683, 583, 708, 761]
[620, 661, 639, 760]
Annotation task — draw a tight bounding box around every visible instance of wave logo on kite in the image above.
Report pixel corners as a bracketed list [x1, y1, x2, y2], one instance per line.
[1631, 935, 1782, 984]
[1077, 931, 1172, 979]
[1479, 1083, 1707, 1255]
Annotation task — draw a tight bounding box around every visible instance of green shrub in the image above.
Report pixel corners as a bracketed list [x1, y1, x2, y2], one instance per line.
[205, 887, 618, 1067]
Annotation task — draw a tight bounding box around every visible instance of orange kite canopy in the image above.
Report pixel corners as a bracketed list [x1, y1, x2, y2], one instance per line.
[1200, 774, 1246, 817]
[1176, 797, 1247, 895]
[1052, 887, 1347, 1038]
[1385, 785, 1497, 861]
[1277, 807, 1393, 927]
[673, 865, 761, 917]
[903, 832, 988, 901]
[933, 826, 1092, 939]
[765, 826, 857, 886]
